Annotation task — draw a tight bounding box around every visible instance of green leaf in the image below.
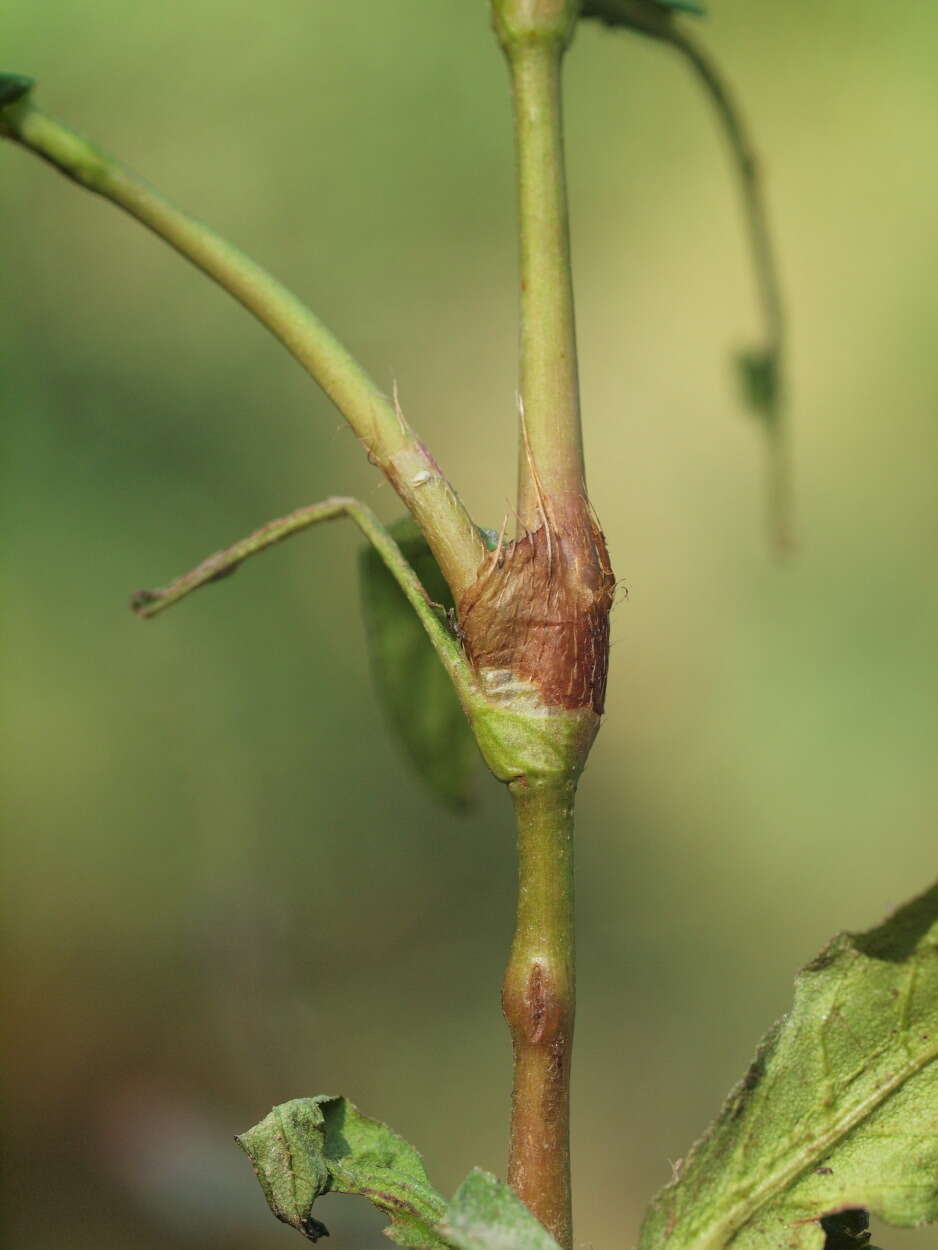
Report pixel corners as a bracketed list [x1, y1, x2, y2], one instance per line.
[0, 74, 34, 108]
[639, 884, 938, 1250]
[441, 1169, 564, 1250]
[736, 347, 779, 428]
[237, 1095, 449, 1247]
[239, 1099, 566, 1250]
[360, 518, 478, 808]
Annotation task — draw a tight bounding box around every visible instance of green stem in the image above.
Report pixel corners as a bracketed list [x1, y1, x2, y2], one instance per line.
[0, 91, 486, 595]
[502, 31, 586, 528]
[129, 495, 475, 692]
[489, 9, 585, 1243]
[664, 27, 791, 552]
[502, 777, 576, 1250]
[668, 29, 784, 375]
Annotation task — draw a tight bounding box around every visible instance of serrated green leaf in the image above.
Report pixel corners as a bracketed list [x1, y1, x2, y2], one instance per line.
[359, 518, 478, 808]
[441, 1169, 564, 1250]
[237, 1095, 449, 1247]
[639, 884, 938, 1250]
[736, 347, 779, 427]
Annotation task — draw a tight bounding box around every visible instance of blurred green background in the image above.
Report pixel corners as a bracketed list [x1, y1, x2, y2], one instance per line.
[3, 3, 936, 1247]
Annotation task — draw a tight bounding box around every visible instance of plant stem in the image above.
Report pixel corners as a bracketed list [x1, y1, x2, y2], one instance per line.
[490, 9, 590, 1243]
[578, 9, 791, 549]
[502, 777, 576, 1250]
[0, 94, 486, 595]
[668, 29, 784, 381]
[665, 27, 791, 551]
[503, 34, 587, 529]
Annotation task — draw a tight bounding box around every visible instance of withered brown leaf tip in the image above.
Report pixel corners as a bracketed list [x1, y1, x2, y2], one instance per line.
[458, 500, 616, 715]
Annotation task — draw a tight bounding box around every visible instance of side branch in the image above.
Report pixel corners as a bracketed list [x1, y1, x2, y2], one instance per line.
[0, 80, 485, 594]
[665, 27, 791, 551]
[131, 496, 476, 691]
[666, 28, 784, 360]
[578, 10, 792, 550]
[130, 500, 358, 619]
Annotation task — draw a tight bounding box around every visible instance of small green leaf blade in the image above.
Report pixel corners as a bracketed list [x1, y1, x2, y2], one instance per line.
[736, 347, 780, 429]
[581, 0, 705, 34]
[0, 73, 34, 108]
[237, 1095, 449, 1247]
[360, 518, 478, 808]
[639, 884, 938, 1250]
[441, 1168, 564, 1250]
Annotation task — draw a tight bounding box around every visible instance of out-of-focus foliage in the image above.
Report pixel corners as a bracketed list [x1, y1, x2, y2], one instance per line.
[360, 519, 478, 808]
[582, 0, 705, 35]
[0, 72, 33, 107]
[3, 3, 937, 1249]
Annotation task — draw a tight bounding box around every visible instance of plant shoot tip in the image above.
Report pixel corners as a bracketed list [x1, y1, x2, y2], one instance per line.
[0, 74, 36, 107]
[129, 589, 159, 616]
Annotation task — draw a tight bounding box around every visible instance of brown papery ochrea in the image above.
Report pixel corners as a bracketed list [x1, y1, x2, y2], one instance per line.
[458, 496, 616, 715]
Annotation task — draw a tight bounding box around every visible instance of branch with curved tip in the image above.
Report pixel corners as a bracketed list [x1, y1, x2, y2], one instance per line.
[579, 6, 791, 551]
[664, 25, 791, 553]
[130, 495, 477, 693]
[0, 77, 486, 595]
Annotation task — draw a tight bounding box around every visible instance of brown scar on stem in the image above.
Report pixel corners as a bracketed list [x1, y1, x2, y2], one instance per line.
[526, 963, 547, 1043]
[507, 961, 569, 1048]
